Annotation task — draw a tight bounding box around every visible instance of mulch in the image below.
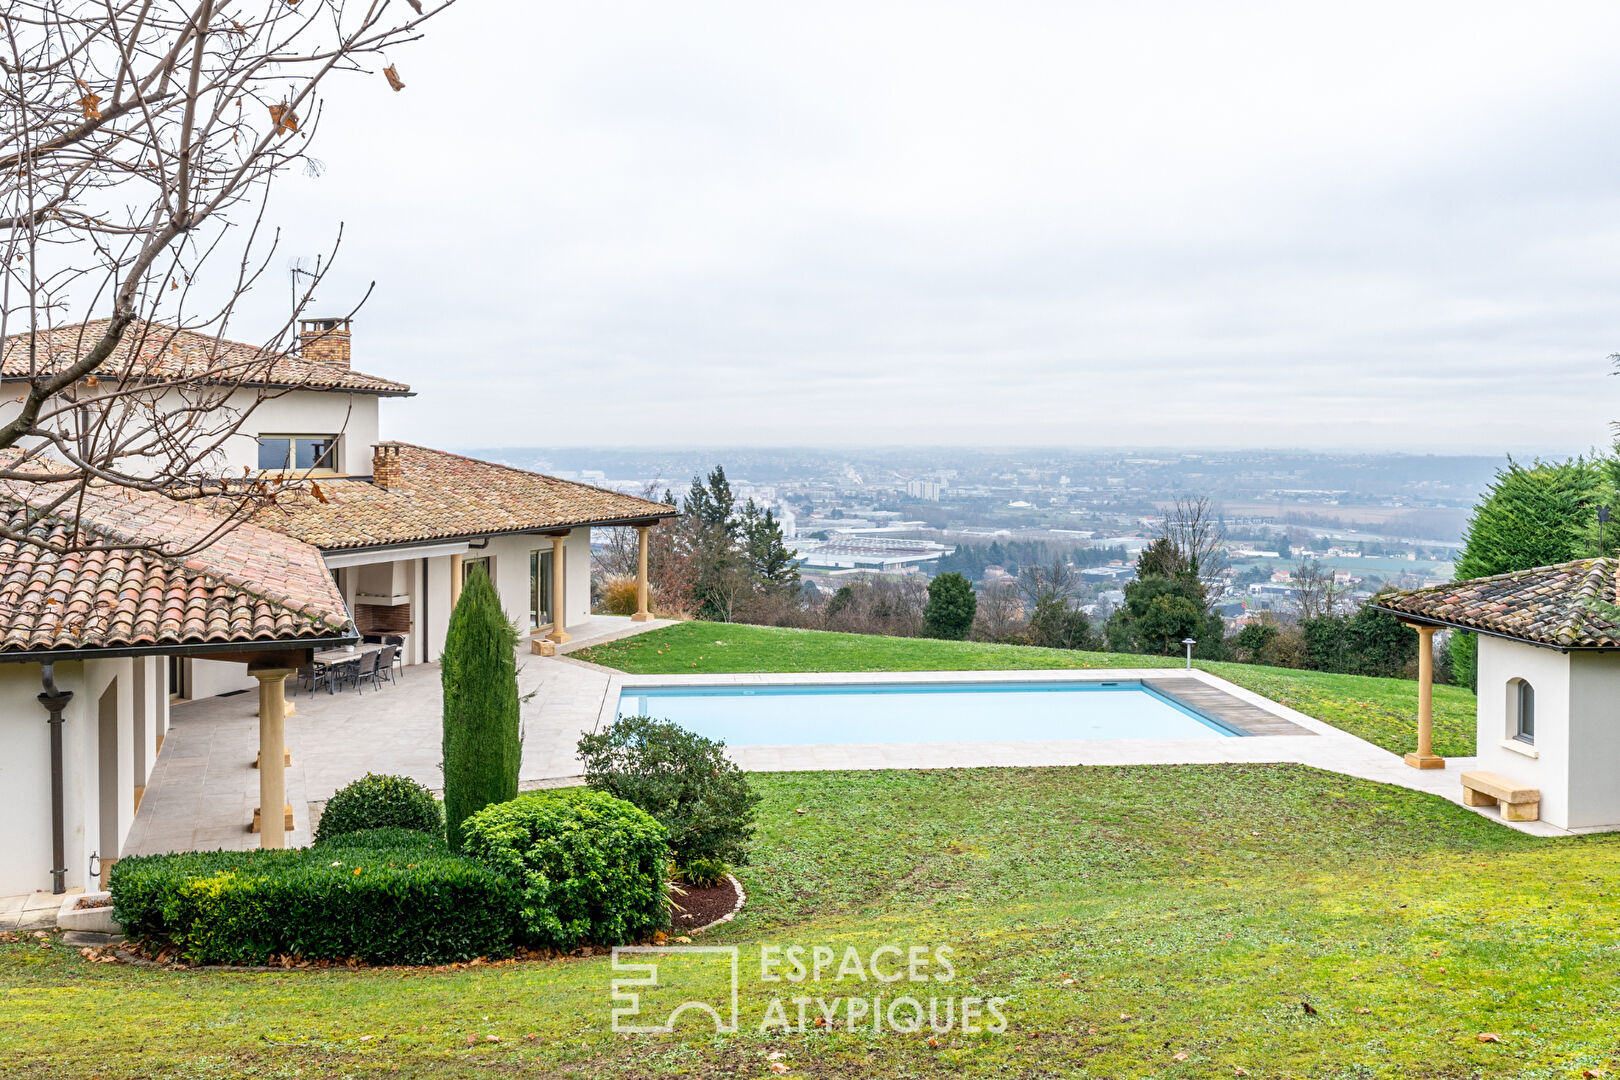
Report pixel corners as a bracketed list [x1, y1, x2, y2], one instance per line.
[671, 876, 741, 931]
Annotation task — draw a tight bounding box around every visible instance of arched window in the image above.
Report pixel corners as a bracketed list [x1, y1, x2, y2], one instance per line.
[1507, 678, 1535, 745]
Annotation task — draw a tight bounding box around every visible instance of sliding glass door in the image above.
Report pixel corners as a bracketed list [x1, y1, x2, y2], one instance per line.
[529, 549, 553, 629]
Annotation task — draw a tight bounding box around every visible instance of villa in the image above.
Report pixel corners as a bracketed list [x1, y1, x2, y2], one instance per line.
[0, 318, 673, 897]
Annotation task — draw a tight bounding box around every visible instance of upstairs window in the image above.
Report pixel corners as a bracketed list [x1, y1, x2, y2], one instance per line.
[258, 434, 339, 473]
[1508, 678, 1535, 744]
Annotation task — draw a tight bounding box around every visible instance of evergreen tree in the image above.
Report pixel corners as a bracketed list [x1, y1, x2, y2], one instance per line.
[922, 572, 977, 640]
[441, 567, 521, 850]
[1450, 458, 1604, 687]
[740, 499, 800, 591]
[684, 466, 742, 619]
[684, 465, 737, 535]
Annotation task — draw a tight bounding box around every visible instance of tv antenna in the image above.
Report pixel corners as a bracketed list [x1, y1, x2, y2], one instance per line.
[288, 255, 322, 310]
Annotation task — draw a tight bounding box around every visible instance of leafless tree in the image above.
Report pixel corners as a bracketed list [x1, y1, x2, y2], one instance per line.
[1161, 495, 1226, 593]
[1290, 559, 1351, 620]
[596, 483, 662, 578]
[1, 0, 455, 553]
[1017, 557, 1077, 609]
[971, 578, 1025, 642]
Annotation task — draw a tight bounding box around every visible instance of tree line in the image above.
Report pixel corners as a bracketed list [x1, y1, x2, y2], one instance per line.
[602, 476, 1436, 681]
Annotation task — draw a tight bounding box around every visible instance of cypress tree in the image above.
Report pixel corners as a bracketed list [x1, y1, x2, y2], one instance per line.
[441, 566, 521, 849]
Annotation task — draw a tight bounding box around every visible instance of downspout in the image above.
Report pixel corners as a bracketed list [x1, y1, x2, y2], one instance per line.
[37, 661, 74, 895]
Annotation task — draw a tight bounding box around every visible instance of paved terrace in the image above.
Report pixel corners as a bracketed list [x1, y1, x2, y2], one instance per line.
[123, 615, 673, 856]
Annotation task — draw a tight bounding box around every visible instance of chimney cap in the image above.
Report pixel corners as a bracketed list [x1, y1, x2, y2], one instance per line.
[298, 316, 351, 332]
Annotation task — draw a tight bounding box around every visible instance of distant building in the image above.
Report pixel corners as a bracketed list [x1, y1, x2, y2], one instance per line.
[791, 536, 953, 575]
[906, 477, 942, 501]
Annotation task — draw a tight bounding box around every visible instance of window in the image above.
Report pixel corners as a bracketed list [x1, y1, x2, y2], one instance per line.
[1508, 678, 1535, 744]
[463, 556, 491, 585]
[530, 549, 553, 628]
[257, 434, 339, 473]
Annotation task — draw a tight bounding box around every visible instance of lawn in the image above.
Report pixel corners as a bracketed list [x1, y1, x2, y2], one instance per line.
[576, 622, 1479, 757]
[4, 765, 1617, 1078]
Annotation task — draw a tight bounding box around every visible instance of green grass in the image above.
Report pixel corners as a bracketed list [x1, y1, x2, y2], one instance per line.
[6, 765, 1619, 1078]
[576, 622, 1479, 757]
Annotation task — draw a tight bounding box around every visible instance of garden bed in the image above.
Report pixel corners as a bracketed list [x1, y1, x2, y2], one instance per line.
[672, 873, 744, 932]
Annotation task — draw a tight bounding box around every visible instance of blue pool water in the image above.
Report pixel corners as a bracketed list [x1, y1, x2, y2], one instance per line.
[614, 681, 1241, 747]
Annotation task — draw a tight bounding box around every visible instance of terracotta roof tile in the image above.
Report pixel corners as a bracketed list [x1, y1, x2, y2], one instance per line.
[1374, 558, 1620, 648]
[0, 473, 352, 655]
[1, 319, 410, 396]
[253, 443, 676, 550]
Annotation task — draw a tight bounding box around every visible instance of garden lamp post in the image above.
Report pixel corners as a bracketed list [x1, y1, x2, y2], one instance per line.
[1182, 637, 1196, 670]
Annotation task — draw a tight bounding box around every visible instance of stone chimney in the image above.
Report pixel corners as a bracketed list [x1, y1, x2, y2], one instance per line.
[372, 443, 403, 488]
[298, 317, 351, 367]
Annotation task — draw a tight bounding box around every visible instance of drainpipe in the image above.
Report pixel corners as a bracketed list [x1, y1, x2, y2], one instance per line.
[37, 661, 74, 895]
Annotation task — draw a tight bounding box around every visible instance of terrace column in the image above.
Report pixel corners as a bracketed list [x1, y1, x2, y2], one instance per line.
[1404, 625, 1444, 769]
[548, 532, 571, 644]
[252, 667, 295, 847]
[632, 525, 653, 622]
[449, 552, 464, 610]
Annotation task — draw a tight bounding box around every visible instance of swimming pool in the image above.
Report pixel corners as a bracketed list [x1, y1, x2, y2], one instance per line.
[613, 680, 1242, 746]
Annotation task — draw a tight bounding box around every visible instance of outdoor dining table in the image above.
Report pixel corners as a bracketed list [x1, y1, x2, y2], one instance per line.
[310, 644, 382, 693]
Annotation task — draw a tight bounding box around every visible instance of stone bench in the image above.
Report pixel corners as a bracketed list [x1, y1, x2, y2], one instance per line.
[1461, 770, 1540, 822]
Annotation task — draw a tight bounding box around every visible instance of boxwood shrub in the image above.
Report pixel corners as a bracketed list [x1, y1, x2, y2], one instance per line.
[313, 773, 443, 845]
[109, 830, 516, 965]
[460, 788, 669, 951]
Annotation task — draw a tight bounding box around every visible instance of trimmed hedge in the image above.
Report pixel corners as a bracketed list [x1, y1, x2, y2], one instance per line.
[460, 788, 669, 951]
[313, 773, 443, 845]
[109, 830, 517, 965]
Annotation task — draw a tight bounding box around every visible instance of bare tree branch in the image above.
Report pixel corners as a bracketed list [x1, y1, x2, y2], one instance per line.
[0, 0, 457, 555]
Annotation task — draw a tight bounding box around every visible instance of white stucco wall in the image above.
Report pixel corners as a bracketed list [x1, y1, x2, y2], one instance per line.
[0, 655, 164, 896]
[1566, 651, 1620, 830]
[0, 385, 382, 478]
[1475, 635, 1573, 829]
[412, 529, 593, 665]
[187, 657, 259, 698]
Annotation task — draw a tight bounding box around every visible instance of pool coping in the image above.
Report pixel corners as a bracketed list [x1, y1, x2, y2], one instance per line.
[598, 667, 1321, 748]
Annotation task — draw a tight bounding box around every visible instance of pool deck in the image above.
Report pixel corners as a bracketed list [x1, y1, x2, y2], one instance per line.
[599, 665, 1569, 838]
[114, 652, 1564, 872]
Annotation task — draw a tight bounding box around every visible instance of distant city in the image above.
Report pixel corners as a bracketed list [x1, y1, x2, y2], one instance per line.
[473, 446, 1508, 625]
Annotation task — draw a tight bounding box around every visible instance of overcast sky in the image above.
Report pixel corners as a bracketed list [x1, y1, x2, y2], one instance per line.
[254, 0, 1620, 455]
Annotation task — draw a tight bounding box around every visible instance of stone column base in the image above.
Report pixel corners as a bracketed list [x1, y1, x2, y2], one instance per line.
[1404, 752, 1445, 770]
[251, 804, 295, 833]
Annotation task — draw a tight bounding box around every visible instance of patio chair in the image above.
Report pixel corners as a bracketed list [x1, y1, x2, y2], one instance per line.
[375, 645, 398, 687]
[381, 635, 406, 676]
[295, 665, 315, 693]
[352, 649, 381, 693]
[310, 662, 338, 697]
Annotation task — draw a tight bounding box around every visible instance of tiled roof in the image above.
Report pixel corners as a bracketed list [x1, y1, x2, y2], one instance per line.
[0, 473, 353, 656]
[1, 319, 411, 395]
[1373, 558, 1620, 649]
[253, 442, 677, 550]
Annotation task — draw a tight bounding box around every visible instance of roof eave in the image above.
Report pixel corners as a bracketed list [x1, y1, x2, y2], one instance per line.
[311, 509, 678, 555]
[0, 630, 359, 664]
[1365, 604, 1611, 653]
